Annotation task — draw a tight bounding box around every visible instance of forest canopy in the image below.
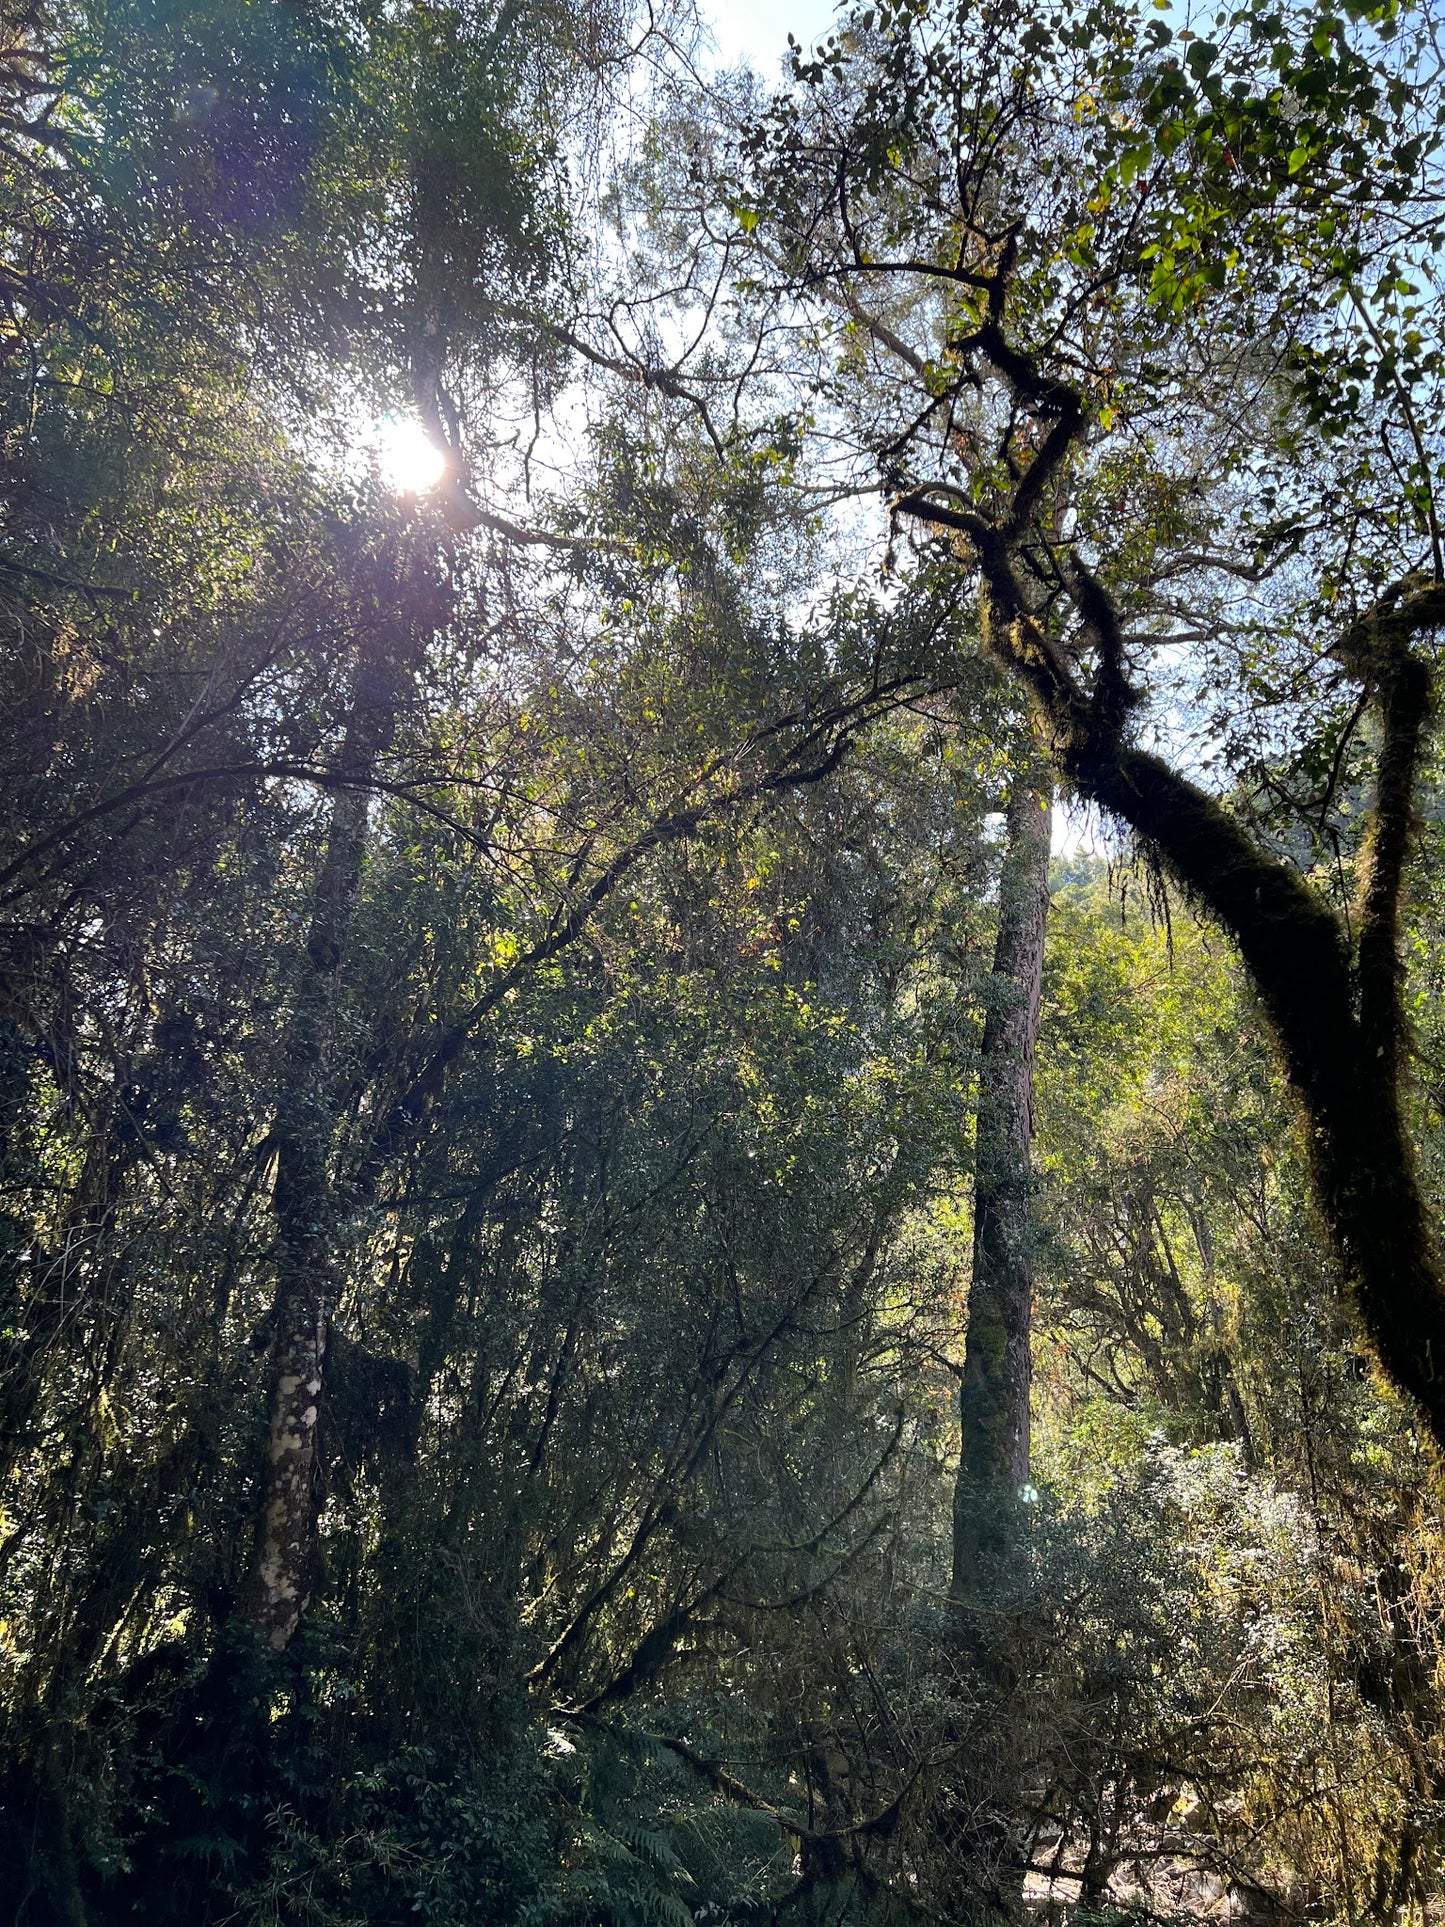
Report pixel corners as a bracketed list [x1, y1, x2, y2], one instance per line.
[3, 0, 1445, 1922]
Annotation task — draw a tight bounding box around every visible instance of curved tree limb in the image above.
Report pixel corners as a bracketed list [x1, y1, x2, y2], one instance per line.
[895, 279, 1445, 1449]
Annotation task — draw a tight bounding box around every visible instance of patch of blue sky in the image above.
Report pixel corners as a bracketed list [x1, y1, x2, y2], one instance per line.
[701, 0, 842, 74]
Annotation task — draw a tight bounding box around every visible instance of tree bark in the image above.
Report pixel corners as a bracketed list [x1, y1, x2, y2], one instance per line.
[241, 726, 385, 1651]
[953, 766, 1051, 1596]
[942, 765, 1052, 1926]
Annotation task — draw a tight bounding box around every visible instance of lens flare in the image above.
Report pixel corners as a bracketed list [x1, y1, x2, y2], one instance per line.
[374, 415, 447, 495]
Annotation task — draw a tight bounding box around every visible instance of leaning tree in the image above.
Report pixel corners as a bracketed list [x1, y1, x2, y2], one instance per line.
[721, 0, 1445, 1444]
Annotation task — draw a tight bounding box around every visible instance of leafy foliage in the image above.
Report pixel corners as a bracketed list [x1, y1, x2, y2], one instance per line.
[5, 0, 1445, 1922]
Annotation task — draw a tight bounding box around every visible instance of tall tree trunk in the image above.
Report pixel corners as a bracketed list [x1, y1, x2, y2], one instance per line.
[241, 718, 387, 1651]
[953, 768, 1051, 1595]
[942, 767, 1052, 1927]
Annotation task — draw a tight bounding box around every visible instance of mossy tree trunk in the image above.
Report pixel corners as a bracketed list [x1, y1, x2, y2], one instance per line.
[952, 766, 1051, 1597]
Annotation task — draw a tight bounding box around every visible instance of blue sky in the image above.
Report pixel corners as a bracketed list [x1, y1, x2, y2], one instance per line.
[703, 0, 842, 72]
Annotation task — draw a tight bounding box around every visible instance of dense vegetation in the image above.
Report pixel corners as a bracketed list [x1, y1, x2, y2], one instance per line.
[3, 0, 1445, 1920]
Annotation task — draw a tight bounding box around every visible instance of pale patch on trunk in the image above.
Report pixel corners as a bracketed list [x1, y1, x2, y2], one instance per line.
[246, 1299, 328, 1648]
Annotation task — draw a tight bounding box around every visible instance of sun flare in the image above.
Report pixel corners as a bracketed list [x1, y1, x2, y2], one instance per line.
[374, 414, 448, 495]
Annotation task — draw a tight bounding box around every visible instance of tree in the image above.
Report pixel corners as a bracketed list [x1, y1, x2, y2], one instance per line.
[953, 764, 1052, 1592]
[730, 0, 1445, 1447]
[12, 2, 1445, 1921]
